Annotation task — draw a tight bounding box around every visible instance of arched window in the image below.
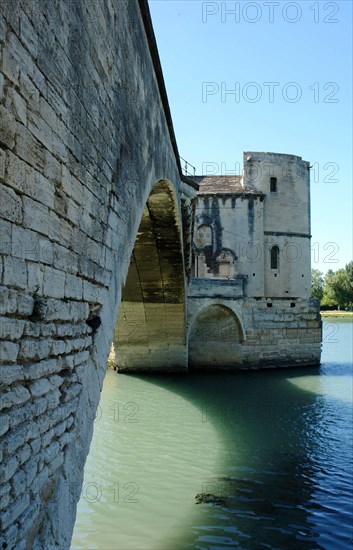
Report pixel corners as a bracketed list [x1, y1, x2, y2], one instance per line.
[270, 245, 280, 270]
[195, 224, 212, 248]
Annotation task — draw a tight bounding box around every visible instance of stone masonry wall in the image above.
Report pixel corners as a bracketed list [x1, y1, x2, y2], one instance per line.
[0, 1, 183, 547]
[242, 298, 322, 368]
[187, 294, 322, 369]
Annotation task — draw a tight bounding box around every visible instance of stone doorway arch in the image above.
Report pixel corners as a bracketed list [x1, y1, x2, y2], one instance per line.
[188, 304, 243, 369]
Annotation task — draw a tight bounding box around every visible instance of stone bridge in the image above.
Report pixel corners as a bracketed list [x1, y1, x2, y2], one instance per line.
[0, 1, 197, 547]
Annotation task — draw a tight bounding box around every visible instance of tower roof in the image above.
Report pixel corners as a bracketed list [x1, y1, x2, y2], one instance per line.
[193, 175, 259, 195]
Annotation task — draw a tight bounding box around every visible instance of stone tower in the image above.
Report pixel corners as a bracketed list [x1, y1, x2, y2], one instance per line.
[187, 152, 321, 370]
[243, 152, 312, 299]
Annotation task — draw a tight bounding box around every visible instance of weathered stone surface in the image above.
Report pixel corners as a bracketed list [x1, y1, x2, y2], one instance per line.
[0, 185, 22, 223]
[0, 385, 30, 411]
[0, 1, 195, 534]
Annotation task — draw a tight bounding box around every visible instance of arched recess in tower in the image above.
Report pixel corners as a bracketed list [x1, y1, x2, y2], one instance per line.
[113, 179, 187, 372]
[188, 305, 243, 369]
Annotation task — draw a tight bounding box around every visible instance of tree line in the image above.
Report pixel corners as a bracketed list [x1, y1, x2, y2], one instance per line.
[311, 262, 353, 310]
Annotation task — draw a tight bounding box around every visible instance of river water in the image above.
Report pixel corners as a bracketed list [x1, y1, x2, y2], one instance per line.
[71, 318, 353, 549]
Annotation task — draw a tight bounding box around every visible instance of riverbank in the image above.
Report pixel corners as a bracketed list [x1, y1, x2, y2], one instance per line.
[321, 311, 353, 318]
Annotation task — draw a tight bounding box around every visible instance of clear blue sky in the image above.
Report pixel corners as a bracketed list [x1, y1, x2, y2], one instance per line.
[148, 0, 352, 275]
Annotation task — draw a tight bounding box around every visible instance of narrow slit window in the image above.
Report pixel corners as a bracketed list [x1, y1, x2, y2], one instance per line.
[270, 177, 277, 192]
[271, 245, 279, 270]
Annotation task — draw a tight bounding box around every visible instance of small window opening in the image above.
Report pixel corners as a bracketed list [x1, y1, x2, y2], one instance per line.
[274, 274, 277, 277]
[291, 302, 296, 308]
[267, 303, 273, 308]
[270, 177, 277, 192]
[270, 245, 280, 270]
[301, 274, 304, 277]
[253, 273, 256, 276]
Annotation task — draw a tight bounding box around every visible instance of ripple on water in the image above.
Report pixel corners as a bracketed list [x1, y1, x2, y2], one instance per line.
[72, 319, 353, 549]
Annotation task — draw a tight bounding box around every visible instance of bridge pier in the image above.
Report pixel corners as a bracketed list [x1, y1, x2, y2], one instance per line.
[114, 180, 188, 373]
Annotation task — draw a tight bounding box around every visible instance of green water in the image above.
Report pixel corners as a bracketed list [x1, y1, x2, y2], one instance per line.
[71, 319, 353, 549]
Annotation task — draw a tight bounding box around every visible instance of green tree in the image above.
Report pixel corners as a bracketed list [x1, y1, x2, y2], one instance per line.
[322, 262, 353, 310]
[321, 269, 338, 308]
[331, 262, 353, 310]
[311, 269, 324, 301]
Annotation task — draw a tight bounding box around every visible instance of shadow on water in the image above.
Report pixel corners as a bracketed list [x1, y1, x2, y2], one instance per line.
[128, 363, 353, 549]
[72, 318, 352, 550]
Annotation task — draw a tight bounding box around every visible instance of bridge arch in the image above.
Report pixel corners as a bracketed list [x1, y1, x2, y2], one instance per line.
[188, 304, 244, 369]
[113, 179, 187, 372]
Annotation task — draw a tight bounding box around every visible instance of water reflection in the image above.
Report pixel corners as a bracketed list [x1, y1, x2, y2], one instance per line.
[72, 320, 353, 549]
[139, 370, 334, 549]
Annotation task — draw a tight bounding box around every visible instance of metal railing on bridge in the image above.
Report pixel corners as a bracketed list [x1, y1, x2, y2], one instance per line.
[180, 156, 196, 177]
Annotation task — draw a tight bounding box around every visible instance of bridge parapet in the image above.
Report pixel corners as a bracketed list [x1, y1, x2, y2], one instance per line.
[188, 276, 246, 299]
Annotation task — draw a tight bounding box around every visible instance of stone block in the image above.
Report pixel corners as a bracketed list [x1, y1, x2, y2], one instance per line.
[17, 501, 41, 545]
[0, 493, 30, 530]
[44, 440, 60, 464]
[23, 455, 39, 487]
[48, 374, 63, 390]
[12, 225, 38, 261]
[0, 493, 10, 511]
[30, 437, 42, 455]
[19, 10, 38, 58]
[48, 210, 73, 247]
[29, 378, 51, 397]
[65, 273, 83, 299]
[47, 451, 64, 474]
[0, 317, 25, 340]
[16, 125, 45, 171]
[3, 256, 27, 289]
[50, 339, 67, 356]
[74, 350, 90, 366]
[40, 323, 56, 337]
[45, 389, 61, 410]
[0, 104, 16, 149]
[0, 456, 19, 484]
[28, 109, 53, 150]
[5, 149, 26, 193]
[19, 339, 51, 361]
[43, 266, 66, 299]
[27, 262, 44, 293]
[0, 184, 22, 223]
[61, 383, 82, 403]
[2, 424, 28, 456]
[52, 243, 78, 274]
[1, 48, 20, 86]
[70, 301, 89, 323]
[40, 427, 54, 449]
[6, 87, 27, 125]
[23, 196, 49, 235]
[0, 287, 17, 314]
[24, 320, 41, 337]
[0, 414, 10, 436]
[0, 522, 19, 550]
[0, 384, 30, 411]
[45, 298, 71, 321]
[17, 292, 34, 315]
[0, 365, 25, 388]
[0, 341, 19, 363]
